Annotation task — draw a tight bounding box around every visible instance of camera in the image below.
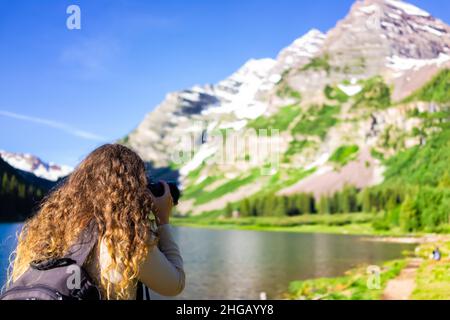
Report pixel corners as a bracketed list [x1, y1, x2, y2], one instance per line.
[147, 181, 181, 206]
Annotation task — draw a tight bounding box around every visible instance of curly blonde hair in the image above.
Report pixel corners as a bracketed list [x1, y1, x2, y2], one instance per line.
[9, 144, 155, 299]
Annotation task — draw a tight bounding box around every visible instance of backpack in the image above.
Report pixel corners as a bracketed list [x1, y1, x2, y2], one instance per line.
[0, 223, 101, 300]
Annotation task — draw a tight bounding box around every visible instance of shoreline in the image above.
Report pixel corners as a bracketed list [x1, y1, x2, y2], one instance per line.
[3, 219, 446, 244]
[171, 219, 447, 243]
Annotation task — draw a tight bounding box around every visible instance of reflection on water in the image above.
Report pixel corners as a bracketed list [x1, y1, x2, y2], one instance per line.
[0, 224, 414, 299]
[0, 223, 21, 288]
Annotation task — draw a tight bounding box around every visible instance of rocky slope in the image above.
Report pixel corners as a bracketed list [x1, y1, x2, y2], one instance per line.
[123, 0, 450, 215]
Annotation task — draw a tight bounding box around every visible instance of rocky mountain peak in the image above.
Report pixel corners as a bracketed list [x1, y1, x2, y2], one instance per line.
[275, 29, 326, 70]
[277, 0, 450, 102]
[334, 0, 450, 59]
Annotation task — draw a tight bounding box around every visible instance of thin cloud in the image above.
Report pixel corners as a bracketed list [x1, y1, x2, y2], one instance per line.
[59, 36, 120, 79]
[0, 110, 106, 142]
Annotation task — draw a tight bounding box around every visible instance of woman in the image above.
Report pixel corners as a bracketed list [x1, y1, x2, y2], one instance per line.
[9, 144, 185, 299]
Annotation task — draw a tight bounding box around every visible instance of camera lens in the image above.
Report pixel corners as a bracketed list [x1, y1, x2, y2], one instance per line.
[147, 181, 180, 205]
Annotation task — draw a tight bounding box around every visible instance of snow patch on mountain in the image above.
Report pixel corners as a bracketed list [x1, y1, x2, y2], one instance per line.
[387, 53, 450, 72]
[179, 145, 217, 177]
[359, 4, 379, 15]
[337, 84, 363, 96]
[386, 0, 430, 17]
[203, 59, 276, 119]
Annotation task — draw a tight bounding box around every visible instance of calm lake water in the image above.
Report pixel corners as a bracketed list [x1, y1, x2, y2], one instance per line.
[0, 223, 414, 299]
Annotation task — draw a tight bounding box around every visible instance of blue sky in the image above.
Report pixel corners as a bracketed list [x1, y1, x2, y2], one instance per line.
[0, 0, 449, 166]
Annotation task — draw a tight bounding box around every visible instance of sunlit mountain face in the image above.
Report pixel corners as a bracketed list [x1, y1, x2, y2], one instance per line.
[121, 0, 450, 215]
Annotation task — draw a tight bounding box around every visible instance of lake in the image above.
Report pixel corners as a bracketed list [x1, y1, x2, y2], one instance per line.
[0, 223, 415, 299]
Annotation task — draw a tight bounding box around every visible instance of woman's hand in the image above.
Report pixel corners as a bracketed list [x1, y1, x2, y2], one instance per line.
[150, 181, 173, 226]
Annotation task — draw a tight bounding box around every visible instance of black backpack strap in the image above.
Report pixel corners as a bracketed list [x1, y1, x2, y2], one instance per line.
[136, 281, 151, 300]
[65, 221, 98, 266]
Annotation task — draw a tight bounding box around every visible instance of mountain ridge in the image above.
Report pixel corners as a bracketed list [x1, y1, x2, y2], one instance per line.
[0, 150, 72, 182]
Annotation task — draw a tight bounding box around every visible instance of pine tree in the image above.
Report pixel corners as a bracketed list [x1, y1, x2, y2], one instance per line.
[309, 193, 317, 214]
[9, 175, 18, 194]
[400, 196, 420, 232]
[331, 193, 340, 214]
[359, 189, 372, 213]
[348, 187, 359, 212]
[1, 172, 8, 195]
[225, 202, 233, 218]
[255, 197, 264, 216]
[292, 195, 302, 215]
[239, 199, 251, 217]
[273, 197, 286, 216]
[337, 190, 348, 213]
[263, 195, 276, 217]
[27, 185, 35, 197]
[318, 196, 330, 214]
[286, 195, 300, 216]
[386, 192, 398, 211]
[18, 183, 26, 199]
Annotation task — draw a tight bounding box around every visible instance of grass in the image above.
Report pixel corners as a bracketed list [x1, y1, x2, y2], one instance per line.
[292, 104, 341, 139]
[283, 139, 316, 162]
[260, 167, 316, 194]
[324, 84, 349, 103]
[185, 162, 207, 182]
[412, 260, 450, 300]
[383, 120, 450, 187]
[182, 175, 223, 201]
[247, 104, 302, 132]
[276, 84, 302, 100]
[329, 145, 360, 166]
[173, 213, 386, 235]
[188, 169, 261, 205]
[286, 239, 450, 300]
[411, 240, 450, 300]
[301, 54, 331, 74]
[286, 259, 407, 300]
[195, 169, 259, 204]
[370, 148, 385, 161]
[404, 69, 450, 104]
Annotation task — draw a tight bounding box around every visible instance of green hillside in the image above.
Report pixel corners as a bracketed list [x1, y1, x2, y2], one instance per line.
[178, 68, 450, 234]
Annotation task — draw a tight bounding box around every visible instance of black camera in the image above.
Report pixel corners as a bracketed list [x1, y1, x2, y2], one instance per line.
[147, 181, 181, 206]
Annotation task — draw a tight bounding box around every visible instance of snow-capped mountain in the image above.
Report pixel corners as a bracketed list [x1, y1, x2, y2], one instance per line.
[125, 57, 278, 166]
[0, 150, 72, 182]
[123, 0, 450, 214]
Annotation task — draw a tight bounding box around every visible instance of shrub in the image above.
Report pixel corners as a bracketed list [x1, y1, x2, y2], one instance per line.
[353, 76, 391, 109]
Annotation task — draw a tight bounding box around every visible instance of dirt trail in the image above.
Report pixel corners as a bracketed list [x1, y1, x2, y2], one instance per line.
[382, 258, 423, 300]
